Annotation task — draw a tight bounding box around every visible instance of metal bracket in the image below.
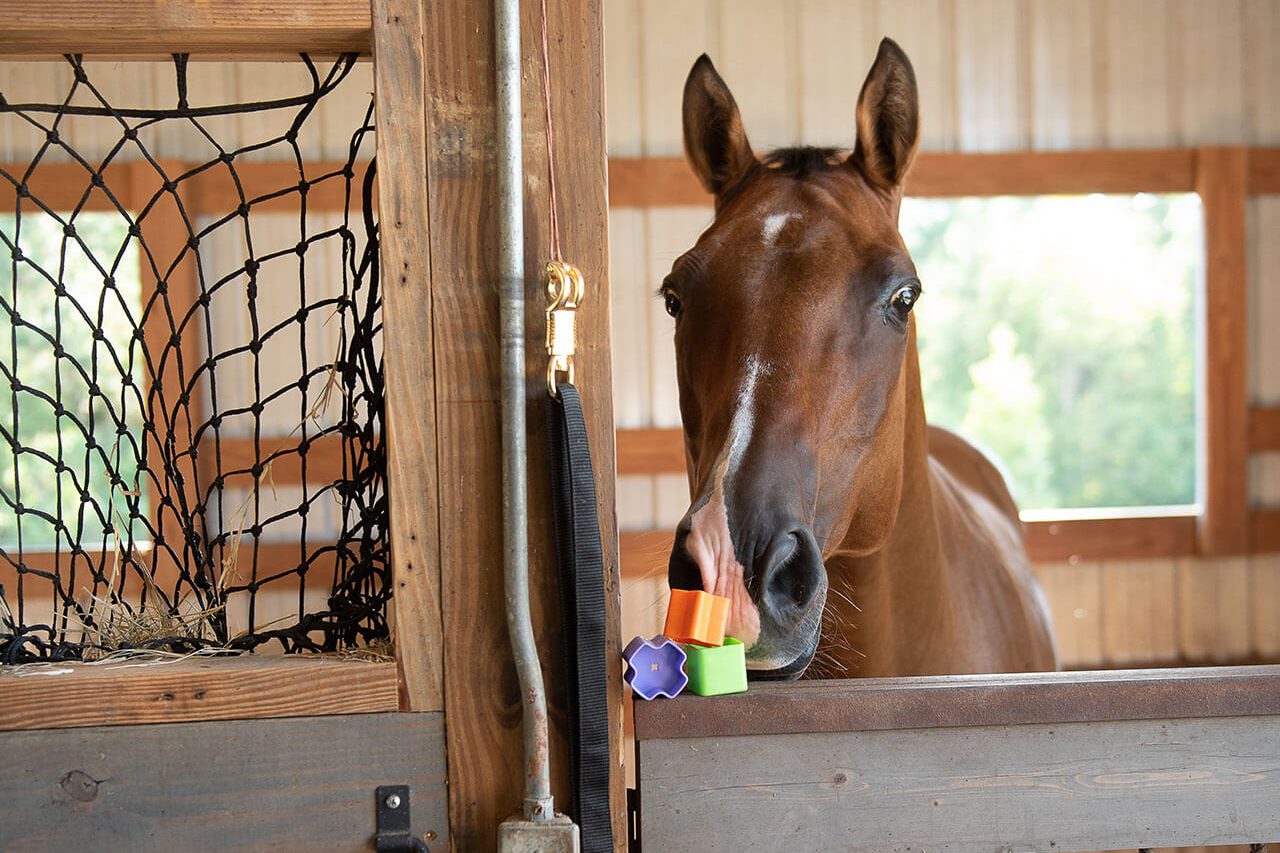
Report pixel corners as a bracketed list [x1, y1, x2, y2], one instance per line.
[373, 785, 429, 853]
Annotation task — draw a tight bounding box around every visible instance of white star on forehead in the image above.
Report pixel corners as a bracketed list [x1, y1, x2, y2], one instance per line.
[761, 211, 799, 246]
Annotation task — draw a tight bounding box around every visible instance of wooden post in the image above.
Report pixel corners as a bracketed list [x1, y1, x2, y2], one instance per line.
[403, 0, 621, 847]
[1196, 146, 1249, 555]
[370, 0, 446, 715]
[129, 160, 206, 597]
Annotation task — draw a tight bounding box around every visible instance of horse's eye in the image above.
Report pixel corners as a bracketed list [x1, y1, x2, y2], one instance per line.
[663, 290, 682, 318]
[891, 284, 919, 315]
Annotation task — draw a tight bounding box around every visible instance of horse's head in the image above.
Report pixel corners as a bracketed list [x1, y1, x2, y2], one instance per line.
[664, 39, 922, 678]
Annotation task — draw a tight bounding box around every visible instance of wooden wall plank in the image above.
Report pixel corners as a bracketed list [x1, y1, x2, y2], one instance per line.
[1100, 0, 1173, 148]
[638, 714, 1280, 852]
[1252, 198, 1280, 405]
[1028, 0, 1100, 150]
[0, 712, 446, 853]
[645, 207, 711, 427]
[1177, 556, 1252, 661]
[719, 0, 798, 151]
[796, 0, 876, 149]
[1252, 554, 1280, 658]
[1197, 146, 1250, 555]
[0, 657, 398, 732]
[953, 0, 1026, 151]
[877, 0, 956, 153]
[0, 1, 372, 58]
[1174, 0, 1246, 145]
[1244, 0, 1280, 146]
[638, 0, 713, 158]
[608, 209, 652, 428]
[1100, 559, 1178, 665]
[370, 0, 445, 713]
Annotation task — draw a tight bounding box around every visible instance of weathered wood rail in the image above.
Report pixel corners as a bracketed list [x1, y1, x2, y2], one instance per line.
[633, 666, 1280, 852]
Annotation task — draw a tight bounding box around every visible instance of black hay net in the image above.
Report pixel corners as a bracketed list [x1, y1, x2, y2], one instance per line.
[0, 54, 389, 663]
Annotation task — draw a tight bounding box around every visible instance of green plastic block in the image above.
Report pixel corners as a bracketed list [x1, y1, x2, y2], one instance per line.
[681, 636, 748, 696]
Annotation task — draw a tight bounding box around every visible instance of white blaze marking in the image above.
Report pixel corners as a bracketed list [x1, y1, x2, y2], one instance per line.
[761, 212, 798, 247]
[684, 355, 771, 646]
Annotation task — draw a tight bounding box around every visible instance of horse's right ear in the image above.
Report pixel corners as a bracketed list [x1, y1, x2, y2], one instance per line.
[682, 55, 755, 197]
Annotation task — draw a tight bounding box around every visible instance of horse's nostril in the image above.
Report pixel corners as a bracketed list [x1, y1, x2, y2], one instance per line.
[667, 526, 702, 591]
[760, 528, 822, 616]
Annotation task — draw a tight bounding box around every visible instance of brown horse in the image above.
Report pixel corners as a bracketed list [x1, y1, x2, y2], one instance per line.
[662, 38, 1057, 679]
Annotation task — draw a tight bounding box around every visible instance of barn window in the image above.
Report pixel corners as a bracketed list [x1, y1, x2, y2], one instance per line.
[900, 193, 1203, 515]
[1, 211, 148, 550]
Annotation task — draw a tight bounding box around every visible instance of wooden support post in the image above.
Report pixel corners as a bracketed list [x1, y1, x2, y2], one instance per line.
[370, 0, 446, 715]
[404, 0, 621, 847]
[129, 160, 207, 597]
[1196, 147, 1249, 555]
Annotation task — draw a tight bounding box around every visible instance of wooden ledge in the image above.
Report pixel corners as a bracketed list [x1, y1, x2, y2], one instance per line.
[633, 664, 1280, 741]
[0, 655, 399, 732]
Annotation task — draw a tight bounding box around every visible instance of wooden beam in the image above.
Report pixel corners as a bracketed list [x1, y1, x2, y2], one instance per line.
[1, 160, 370, 216]
[1253, 508, 1280, 554]
[413, 0, 621, 844]
[370, 0, 444, 715]
[904, 148, 1198, 196]
[633, 665, 1280, 740]
[0, 1, 371, 58]
[131, 159, 207, 594]
[0, 656, 398, 732]
[1196, 147, 1250, 555]
[1251, 406, 1280, 453]
[0, 712, 446, 850]
[209, 433, 347, 487]
[2, 540, 342, 598]
[638, 711, 1280, 852]
[1248, 147, 1280, 194]
[605, 149, 1216, 208]
[1021, 514, 1198, 561]
[616, 426, 685, 475]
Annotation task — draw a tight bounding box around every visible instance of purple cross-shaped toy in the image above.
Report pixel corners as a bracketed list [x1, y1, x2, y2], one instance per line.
[622, 635, 689, 700]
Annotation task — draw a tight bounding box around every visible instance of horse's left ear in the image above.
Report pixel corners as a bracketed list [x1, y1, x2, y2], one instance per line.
[850, 38, 920, 193]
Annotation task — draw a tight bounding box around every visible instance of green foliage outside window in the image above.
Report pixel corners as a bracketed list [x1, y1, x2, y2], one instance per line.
[1, 213, 146, 549]
[901, 193, 1201, 512]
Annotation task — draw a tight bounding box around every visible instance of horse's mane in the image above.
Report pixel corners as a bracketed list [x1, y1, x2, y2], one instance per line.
[761, 146, 846, 179]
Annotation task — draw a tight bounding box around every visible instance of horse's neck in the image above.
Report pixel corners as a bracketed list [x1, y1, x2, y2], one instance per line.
[824, 339, 960, 676]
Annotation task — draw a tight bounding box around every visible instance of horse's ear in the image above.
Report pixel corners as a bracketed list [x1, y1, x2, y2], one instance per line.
[682, 54, 755, 197]
[850, 38, 919, 192]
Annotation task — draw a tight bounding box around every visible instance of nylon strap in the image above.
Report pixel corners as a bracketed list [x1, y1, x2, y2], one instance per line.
[548, 383, 614, 853]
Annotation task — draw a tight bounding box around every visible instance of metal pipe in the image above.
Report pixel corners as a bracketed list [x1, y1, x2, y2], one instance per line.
[495, 0, 554, 822]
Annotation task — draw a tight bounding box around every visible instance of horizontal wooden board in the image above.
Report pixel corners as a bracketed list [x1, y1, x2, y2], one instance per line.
[212, 433, 348, 487]
[608, 148, 1280, 207]
[0, 160, 369, 214]
[1, 540, 343, 594]
[1253, 508, 1280, 553]
[638, 713, 1280, 852]
[632, 665, 1280, 740]
[0, 1, 371, 58]
[0, 711, 447, 852]
[1022, 513, 1198, 561]
[1252, 406, 1280, 452]
[0, 656, 398, 731]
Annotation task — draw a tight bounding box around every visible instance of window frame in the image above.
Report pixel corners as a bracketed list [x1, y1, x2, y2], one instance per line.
[610, 147, 1280, 564]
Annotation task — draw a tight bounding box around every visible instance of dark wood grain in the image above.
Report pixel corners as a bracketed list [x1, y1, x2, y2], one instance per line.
[0, 712, 445, 852]
[633, 664, 1280, 740]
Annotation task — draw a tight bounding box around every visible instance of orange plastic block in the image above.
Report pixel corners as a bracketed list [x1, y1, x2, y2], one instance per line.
[663, 589, 730, 647]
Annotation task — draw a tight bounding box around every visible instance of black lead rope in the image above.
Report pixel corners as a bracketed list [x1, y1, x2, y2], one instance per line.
[548, 383, 614, 853]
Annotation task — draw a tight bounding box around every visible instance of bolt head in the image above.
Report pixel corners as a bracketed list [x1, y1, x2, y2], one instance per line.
[385, 793, 402, 809]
